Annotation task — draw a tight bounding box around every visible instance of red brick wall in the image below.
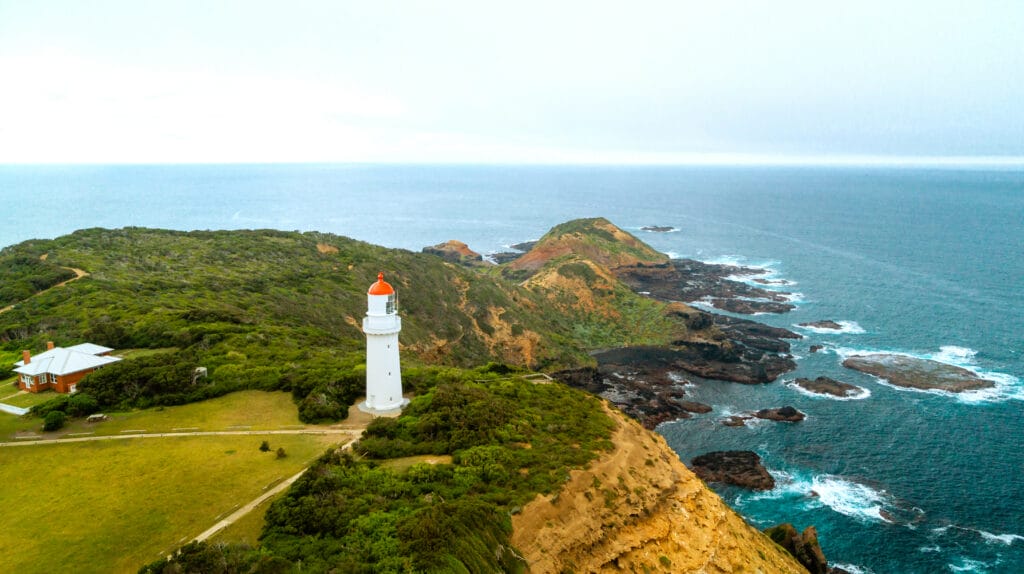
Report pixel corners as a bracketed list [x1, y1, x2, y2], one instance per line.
[56, 370, 90, 393]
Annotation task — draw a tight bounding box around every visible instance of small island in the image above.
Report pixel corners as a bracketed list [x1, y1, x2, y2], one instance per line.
[641, 225, 677, 233]
[793, 376, 866, 398]
[842, 353, 995, 392]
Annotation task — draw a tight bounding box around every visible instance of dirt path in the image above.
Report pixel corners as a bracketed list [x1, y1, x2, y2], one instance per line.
[0, 266, 89, 314]
[0, 428, 358, 448]
[193, 435, 360, 544]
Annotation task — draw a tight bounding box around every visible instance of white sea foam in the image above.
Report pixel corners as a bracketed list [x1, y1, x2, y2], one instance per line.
[948, 557, 993, 573]
[778, 291, 805, 303]
[931, 345, 979, 364]
[811, 475, 892, 523]
[666, 371, 693, 386]
[794, 320, 866, 335]
[746, 470, 893, 523]
[832, 564, 875, 574]
[920, 545, 943, 553]
[785, 379, 871, 401]
[701, 255, 781, 275]
[979, 531, 1024, 546]
[663, 251, 682, 259]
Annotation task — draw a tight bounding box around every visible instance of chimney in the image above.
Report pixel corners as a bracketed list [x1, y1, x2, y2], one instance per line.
[22, 350, 30, 365]
[47, 341, 55, 350]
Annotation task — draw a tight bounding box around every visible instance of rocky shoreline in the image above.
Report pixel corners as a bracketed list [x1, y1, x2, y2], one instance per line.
[617, 259, 797, 314]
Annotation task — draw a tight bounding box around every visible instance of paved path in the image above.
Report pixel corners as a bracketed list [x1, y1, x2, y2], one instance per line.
[0, 403, 29, 416]
[192, 436, 360, 543]
[0, 428, 358, 447]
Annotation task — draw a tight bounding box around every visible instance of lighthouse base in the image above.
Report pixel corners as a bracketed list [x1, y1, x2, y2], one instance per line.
[357, 398, 410, 416]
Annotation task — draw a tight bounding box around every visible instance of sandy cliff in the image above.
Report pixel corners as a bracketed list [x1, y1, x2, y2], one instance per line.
[512, 405, 806, 573]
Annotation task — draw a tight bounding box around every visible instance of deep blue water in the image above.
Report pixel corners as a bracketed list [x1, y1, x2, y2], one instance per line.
[2, 164, 1022, 573]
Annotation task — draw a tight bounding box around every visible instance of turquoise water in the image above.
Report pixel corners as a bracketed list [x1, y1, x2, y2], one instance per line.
[2, 165, 1022, 572]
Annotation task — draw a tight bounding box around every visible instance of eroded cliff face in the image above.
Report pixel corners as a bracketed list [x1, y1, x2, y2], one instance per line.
[511, 406, 805, 574]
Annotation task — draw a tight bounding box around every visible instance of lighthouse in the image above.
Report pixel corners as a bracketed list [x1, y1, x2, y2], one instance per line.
[359, 272, 409, 414]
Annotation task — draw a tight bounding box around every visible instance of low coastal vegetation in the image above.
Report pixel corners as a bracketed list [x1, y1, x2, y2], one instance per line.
[141, 372, 616, 573]
[1, 220, 701, 426]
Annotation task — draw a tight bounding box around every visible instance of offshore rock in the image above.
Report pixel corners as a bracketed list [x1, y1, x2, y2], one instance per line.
[795, 376, 864, 397]
[842, 353, 994, 392]
[754, 406, 805, 422]
[640, 225, 676, 232]
[798, 320, 845, 330]
[708, 297, 795, 314]
[690, 450, 775, 490]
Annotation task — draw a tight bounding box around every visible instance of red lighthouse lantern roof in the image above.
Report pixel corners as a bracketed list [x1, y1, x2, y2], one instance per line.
[368, 272, 395, 295]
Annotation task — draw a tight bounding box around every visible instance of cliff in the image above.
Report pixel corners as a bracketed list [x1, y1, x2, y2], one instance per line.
[512, 405, 807, 574]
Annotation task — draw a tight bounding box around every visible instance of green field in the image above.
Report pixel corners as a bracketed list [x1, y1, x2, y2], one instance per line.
[0, 391, 355, 573]
[0, 390, 60, 409]
[0, 390, 326, 441]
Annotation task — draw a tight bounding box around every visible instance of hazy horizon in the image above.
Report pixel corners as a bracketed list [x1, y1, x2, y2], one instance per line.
[2, 1, 1022, 165]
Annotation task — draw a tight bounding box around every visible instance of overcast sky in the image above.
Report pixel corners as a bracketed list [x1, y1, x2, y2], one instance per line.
[1, 1, 1022, 164]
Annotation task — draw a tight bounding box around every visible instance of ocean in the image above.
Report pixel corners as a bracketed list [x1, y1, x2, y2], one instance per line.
[1, 164, 1022, 573]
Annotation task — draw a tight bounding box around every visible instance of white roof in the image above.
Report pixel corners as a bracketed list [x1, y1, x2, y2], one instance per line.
[13, 345, 121, 376]
[66, 343, 114, 355]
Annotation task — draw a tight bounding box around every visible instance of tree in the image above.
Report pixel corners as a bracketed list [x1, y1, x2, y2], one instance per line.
[276, 447, 287, 459]
[43, 411, 66, 432]
[259, 440, 271, 452]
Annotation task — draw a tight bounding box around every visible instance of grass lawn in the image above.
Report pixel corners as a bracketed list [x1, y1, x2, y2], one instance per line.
[0, 390, 320, 441]
[0, 390, 61, 409]
[0, 433, 343, 574]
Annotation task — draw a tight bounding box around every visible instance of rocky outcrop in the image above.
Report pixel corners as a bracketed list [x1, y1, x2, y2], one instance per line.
[842, 353, 994, 392]
[708, 297, 795, 314]
[616, 258, 796, 314]
[640, 225, 676, 232]
[511, 408, 806, 573]
[507, 218, 668, 276]
[690, 450, 775, 490]
[798, 320, 844, 330]
[754, 406, 805, 422]
[553, 358, 710, 430]
[795, 376, 864, 397]
[764, 523, 830, 574]
[490, 241, 538, 264]
[421, 240, 487, 266]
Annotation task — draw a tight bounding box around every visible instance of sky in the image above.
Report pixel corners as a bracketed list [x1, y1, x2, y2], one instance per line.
[1, 1, 1022, 165]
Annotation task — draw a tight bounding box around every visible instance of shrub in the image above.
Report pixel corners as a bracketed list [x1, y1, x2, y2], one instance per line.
[259, 440, 271, 452]
[42, 411, 66, 431]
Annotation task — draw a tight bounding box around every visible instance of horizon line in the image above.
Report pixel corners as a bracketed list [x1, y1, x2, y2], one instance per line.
[2, 154, 1024, 169]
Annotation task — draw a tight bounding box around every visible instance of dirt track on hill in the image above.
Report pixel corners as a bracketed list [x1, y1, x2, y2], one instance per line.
[0, 266, 89, 314]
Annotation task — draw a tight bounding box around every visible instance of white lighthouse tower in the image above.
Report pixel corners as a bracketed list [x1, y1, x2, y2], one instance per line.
[359, 272, 409, 414]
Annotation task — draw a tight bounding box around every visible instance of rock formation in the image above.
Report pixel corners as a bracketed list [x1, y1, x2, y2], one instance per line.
[795, 376, 864, 397]
[842, 353, 994, 392]
[754, 406, 806, 422]
[764, 523, 830, 574]
[511, 409, 806, 573]
[798, 320, 845, 330]
[421, 240, 487, 266]
[690, 450, 775, 490]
